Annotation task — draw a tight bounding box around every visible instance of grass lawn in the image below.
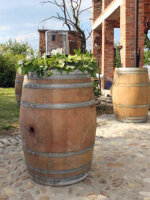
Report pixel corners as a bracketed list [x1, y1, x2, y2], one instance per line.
[0, 88, 19, 133]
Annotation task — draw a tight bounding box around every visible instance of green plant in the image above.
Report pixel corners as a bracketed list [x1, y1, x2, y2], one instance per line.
[17, 49, 98, 78]
[145, 34, 150, 50]
[17, 49, 100, 98]
[144, 50, 150, 65]
[0, 40, 34, 87]
[93, 81, 101, 99]
[114, 48, 121, 68]
[0, 39, 34, 56]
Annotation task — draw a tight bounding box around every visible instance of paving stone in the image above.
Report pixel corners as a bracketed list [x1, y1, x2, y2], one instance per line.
[0, 195, 9, 200]
[143, 178, 150, 183]
[106, 163, 124, 168]
[21, 174, 30, 180]
[20, 192, 34, 200]
[2, 188, 15, 196]
[14, 182, 22, 187]
[39, 196, 50, 200]
[0, 113, 150, 200]
[83, 178, 92, 185]
[112, 178, 124, 187]
[140, 192, 150, 197]
[25, 181, 35, 189]
[40, 187, 46, 194]
[35, 190, 40, 195]
[68, 188, 73, 194]
[85, 193, 109, 200]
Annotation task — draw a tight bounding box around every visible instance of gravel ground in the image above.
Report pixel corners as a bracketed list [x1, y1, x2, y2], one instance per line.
[0, 113, 150, 200]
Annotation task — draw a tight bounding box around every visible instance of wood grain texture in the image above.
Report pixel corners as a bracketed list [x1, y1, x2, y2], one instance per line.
[19, 72, 96, 186]
[112, 68, 149, 123]
[15, 73, 24, 106]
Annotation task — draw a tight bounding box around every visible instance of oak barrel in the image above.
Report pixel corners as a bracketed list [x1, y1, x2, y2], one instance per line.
[19, 70, 96, 186]
[112, 68, 149, 123]
[15, 73, 24, 106]
[148, 82, 150, 110]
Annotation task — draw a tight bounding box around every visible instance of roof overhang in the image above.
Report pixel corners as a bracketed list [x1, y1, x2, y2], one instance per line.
[92, 0, 122, 30]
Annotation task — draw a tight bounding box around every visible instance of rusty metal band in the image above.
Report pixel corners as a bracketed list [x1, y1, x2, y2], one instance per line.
[23, 144, 94, 158]
[115, 104, 148, 108]
[23, 82, 93, 89]
[28, 170, 89, 186]
[15, 80, 23, 83]
[115, 115, 147, 123]
[113, 83, 149, 87]
[21, 99, 96, 109]
[26, 161, 91, 175]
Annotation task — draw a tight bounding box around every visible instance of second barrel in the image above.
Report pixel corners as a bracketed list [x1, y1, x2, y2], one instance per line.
[112, 68, 149, 123]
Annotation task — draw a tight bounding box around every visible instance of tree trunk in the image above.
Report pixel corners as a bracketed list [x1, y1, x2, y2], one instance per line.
[80, 32, 86, 53]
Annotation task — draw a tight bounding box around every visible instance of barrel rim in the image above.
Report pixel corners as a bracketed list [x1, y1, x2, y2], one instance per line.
[24, 70, 91, 80]
[115, 68, 148, 73]
[115, 115, 148, 123]
[28, 170, 89, 186]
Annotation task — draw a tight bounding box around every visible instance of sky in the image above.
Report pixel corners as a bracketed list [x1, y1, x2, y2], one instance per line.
[0, 0, 120, 51]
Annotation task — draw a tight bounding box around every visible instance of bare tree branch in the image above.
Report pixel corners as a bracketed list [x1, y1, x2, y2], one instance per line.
[79, 6, 92, 15]
[41, 0, 90, 52]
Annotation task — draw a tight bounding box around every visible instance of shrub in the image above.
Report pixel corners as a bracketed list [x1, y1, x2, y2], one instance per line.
[0, 40, 34, 87]
[144, 50, 150, 65]
[0, 53, 16, 87]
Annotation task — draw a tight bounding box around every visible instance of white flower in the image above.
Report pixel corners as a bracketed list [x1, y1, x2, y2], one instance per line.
[51, 48, 63, 55]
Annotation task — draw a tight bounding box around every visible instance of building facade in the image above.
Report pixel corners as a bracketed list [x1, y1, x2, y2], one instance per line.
[92, 0, 150, 88]
[38, 29, 81, 56]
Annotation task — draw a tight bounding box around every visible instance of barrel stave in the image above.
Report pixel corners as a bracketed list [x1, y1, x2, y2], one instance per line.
[15, 73, 24, 106]
[112, 68, 149, 123]
[20, 71, 96, 186]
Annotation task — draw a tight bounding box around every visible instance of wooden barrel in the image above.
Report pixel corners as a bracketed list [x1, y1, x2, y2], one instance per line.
[19, 70, 96, 186]
[112, 68, 149, 123]
[148, 81, 150, 110]
[15, 73, 24, 106]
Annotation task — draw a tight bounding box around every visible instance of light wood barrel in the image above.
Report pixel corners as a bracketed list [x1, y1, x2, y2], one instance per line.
[112, 68, 149, 123]
[15, 73, 24, 106]
[19, 70, 96, 186]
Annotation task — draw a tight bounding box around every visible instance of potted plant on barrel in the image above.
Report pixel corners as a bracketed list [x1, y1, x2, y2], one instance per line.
[17, 50, 99, 186]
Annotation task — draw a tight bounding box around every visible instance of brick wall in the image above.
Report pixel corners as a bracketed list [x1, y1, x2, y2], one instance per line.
[120, 0, 144, 68]
[38, 30, 47, 55]
[92, 30, 102, 71]
[103, 0, 114, 9]
[93, 0, 102, 21]
[92, 0, 150, 89]
[144, 0, 150, 33]
[68, 32, 81, 54]
[38, 30, 80, 56]
[102, 20, 114, 88]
